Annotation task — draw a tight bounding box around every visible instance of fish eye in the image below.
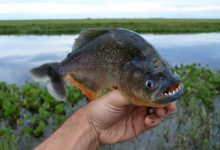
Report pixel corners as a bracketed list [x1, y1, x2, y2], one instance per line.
[145, 80, 154, 89]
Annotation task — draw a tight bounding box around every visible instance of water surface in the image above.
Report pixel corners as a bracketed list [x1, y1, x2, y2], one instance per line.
[0, 33, 220, 84]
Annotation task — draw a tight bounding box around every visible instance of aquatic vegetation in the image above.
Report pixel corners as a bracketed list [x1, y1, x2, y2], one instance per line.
[0, 82, 83, 149]
[0, 128, 18, 150]
[0, 19, 220, 35]
[159, 64, 220, 149]
[0, 64, 219, 149]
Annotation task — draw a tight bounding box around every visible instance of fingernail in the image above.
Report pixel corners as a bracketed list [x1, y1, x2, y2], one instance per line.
[156, 108, 166, 117]
[163, 108, 168, 115]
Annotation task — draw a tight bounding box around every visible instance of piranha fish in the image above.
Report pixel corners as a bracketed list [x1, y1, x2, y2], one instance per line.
[30, 28, 183, 107]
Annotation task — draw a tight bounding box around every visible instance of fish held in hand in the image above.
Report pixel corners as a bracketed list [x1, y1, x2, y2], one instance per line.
[30, 28, 184, 107]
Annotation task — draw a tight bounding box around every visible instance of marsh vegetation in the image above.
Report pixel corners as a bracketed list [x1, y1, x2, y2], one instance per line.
[0, 64, 219, 149]
[0, 19, 220, 35]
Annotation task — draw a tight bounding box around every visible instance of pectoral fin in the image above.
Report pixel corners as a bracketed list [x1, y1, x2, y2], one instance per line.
[65, 75, 97, 100]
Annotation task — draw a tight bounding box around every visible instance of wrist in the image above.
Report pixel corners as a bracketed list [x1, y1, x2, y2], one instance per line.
[35, 106, 100, 150]
[70, 107, 100, 150]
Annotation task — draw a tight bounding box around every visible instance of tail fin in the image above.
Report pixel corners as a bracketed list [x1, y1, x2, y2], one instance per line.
[30, 62, 67, 101]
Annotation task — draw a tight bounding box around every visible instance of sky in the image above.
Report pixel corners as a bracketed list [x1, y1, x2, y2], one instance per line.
[0, 0, 220, 20]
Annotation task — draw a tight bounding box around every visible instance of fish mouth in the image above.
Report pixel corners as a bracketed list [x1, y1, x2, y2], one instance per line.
[161, 82, 183, 96]
[155, 82, 184, 104]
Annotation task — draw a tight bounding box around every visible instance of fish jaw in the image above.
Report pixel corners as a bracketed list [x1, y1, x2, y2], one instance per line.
[121, 78, 184, 107]
[152, 82, 184, 105]
[125, 82, 183, 107]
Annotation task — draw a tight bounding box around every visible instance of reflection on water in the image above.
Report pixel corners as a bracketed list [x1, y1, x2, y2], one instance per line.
[0, 35, 75, 84]
[0, 33, 220, 84]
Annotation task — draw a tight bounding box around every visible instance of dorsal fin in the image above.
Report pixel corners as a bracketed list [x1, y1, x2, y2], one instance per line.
[72, 28, 110, 50]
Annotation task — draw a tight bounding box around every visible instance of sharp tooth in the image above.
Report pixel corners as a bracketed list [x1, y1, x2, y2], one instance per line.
[165, 93, 168, 96]
[172, 91, 175, 95]
[168, 92, 172, 95]
[176, 89, 179, 93]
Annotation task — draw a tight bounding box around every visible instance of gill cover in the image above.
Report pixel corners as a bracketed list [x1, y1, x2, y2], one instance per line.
[119, 60, 150, 106]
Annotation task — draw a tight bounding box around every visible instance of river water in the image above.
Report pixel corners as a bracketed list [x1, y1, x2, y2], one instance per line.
[0, 33, 220, 84]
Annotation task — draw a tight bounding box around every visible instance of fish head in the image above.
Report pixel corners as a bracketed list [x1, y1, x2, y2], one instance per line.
[119, 59, 184, 107]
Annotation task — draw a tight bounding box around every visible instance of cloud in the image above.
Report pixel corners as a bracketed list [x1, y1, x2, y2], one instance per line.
[0, 0, 220, 19]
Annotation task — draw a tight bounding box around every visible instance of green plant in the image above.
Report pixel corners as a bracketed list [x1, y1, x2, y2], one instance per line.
[0, 64, 219, 149]
[0, 19, 220, 35]
[171, 64, 220, 149]
[0, 128, 18, 150]
[0, 81, 83, 149]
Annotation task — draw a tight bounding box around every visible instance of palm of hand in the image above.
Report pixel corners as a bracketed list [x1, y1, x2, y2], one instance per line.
[97, 105, 153, 144]
[87, 91, 174, 145]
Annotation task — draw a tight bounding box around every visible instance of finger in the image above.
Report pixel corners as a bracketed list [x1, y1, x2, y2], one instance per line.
[166, 102, 176, 113]
[155, 107, 166, 117]
[144, 114, 162, 129]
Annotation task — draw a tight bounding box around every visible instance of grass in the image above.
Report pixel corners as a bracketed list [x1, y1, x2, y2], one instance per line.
[0, 64, 220, 149]
[0, 19, 220, 35]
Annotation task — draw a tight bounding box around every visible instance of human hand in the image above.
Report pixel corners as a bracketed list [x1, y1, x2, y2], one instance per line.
[86, 90, 176, 145]
[35, 90, 176, 150]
